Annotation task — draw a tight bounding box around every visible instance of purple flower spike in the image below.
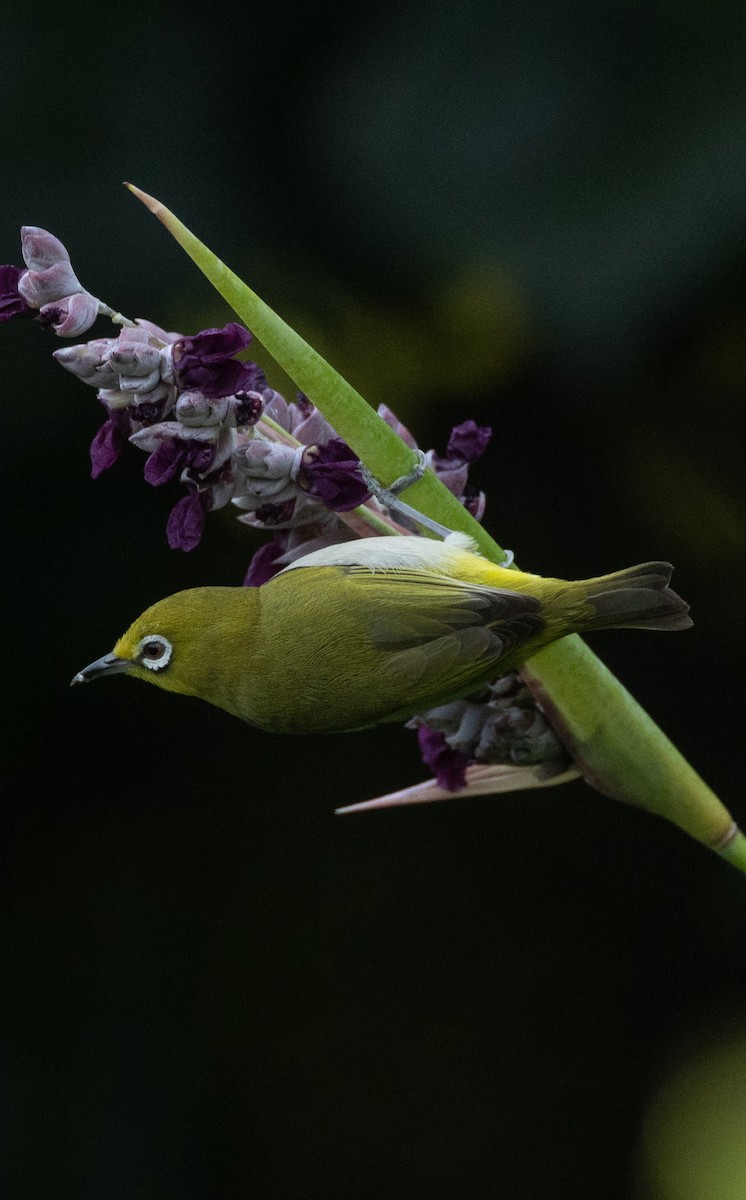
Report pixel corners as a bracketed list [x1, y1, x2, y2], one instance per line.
[172, 323, 255, 398]
[0, 264, 33, 322]
[447, 420, 492, 462]
[417, 727, 469, 792]
[90, 408, 131, 478]
[166, 490, 209, 551]
[297, 439, 371, 511]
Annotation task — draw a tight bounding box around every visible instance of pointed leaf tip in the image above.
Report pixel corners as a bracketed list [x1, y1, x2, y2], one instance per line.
[125, 183, 168, 220]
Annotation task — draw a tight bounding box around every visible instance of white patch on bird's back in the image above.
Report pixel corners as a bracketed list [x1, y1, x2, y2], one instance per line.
[281, 532, 482, 575]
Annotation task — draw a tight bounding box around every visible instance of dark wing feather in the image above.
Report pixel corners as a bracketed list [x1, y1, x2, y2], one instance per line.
[342, 568, 545, 713]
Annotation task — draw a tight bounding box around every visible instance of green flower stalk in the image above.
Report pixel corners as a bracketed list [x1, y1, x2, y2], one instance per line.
[120, 184, 742, 872]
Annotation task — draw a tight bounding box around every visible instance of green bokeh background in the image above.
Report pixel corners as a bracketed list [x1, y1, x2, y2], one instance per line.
[2, 3, 745, 1197]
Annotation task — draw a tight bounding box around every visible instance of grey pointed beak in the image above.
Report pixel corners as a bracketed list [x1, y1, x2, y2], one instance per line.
[71, 652, 131, 686]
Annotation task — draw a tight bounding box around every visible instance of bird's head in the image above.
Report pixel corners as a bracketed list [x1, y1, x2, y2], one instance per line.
[71, 586, 258, 705]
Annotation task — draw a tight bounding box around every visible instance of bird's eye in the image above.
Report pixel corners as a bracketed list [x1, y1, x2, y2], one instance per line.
[137, 634, 173, 672]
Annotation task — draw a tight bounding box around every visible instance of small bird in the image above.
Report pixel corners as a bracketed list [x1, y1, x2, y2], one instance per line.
[72, 534, 691, 734]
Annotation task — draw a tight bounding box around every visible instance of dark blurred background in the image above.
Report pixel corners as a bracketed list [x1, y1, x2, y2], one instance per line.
[2, 3, 745, 1197]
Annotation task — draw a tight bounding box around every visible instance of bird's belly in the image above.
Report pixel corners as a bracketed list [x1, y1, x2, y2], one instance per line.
[237, 651, 391, 734]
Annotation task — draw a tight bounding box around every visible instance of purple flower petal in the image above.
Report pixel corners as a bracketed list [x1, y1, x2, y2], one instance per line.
[131, 400, 167, 426]
[294, 391, 314, 416]
[129, 386, 174, 426]
[446, 420, 492, 462]
[431, 457, 469, 498]
[230, 390, 264, 426]
[297, 439, 371, 512]
[134, 422, 223, 484]
[176, 357, 254, 399]
[464, 487, 487, 522]
[417, 727, 469, 792]
[172, 323, 254, 399]
[144, 440, 188, 486]
[253, 499, 297, 526]
[377, 403, 418, 448]
[166, 491, 208, 551]
[243, 538, 287, 586]
[0, 264, 32, 322]
[196, 465, 236, 511]
[241, 362, 268, 392]
[262, 392, 293, 430]
[175, 322, 251, 362]
[291, 406, 336, 446]
[237, 492, 324, 531]
[90, 409, 131, 479]
[186, 443, 217, 474]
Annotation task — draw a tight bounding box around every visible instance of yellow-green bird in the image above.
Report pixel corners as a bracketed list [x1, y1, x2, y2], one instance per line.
[72, 533, 691, 734]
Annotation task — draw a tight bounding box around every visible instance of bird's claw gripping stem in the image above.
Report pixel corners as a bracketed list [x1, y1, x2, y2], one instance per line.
[359, 449, 514, 567]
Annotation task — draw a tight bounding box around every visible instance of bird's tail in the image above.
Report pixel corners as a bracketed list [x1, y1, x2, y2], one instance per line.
[581, 562, 692, 632]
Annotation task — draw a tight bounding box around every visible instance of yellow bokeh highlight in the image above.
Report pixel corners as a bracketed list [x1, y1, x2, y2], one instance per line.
[639, 1017, 746, 1200]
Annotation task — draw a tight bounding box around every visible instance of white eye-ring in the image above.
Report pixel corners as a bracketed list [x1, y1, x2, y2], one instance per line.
[137, 634, 173, 672]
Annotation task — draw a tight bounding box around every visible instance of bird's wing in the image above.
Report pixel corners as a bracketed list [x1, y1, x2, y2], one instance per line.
[342, 567, 545, 710]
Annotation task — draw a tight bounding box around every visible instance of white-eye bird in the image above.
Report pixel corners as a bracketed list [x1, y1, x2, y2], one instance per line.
[72, 533, 691, 733]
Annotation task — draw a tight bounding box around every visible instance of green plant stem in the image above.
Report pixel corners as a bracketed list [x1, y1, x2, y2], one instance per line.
[127, 184, 741, 872]
[719, 831, 746, 873]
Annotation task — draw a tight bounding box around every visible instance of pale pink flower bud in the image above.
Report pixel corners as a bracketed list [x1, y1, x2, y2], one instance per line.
[19, 260, 87, 308]
[38, 291, 100, 337]
[130, 420, 208, 455]
[175, 392, 229, 427]
[17, 226, 97, 323]
[133, 318, 182, 345]
[109, 338, 162, 377]
[53, 339, 119, 388]
[20, 227, 72, 272]
[118, 368, 163, 394]
[234, 440, 301, 480]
